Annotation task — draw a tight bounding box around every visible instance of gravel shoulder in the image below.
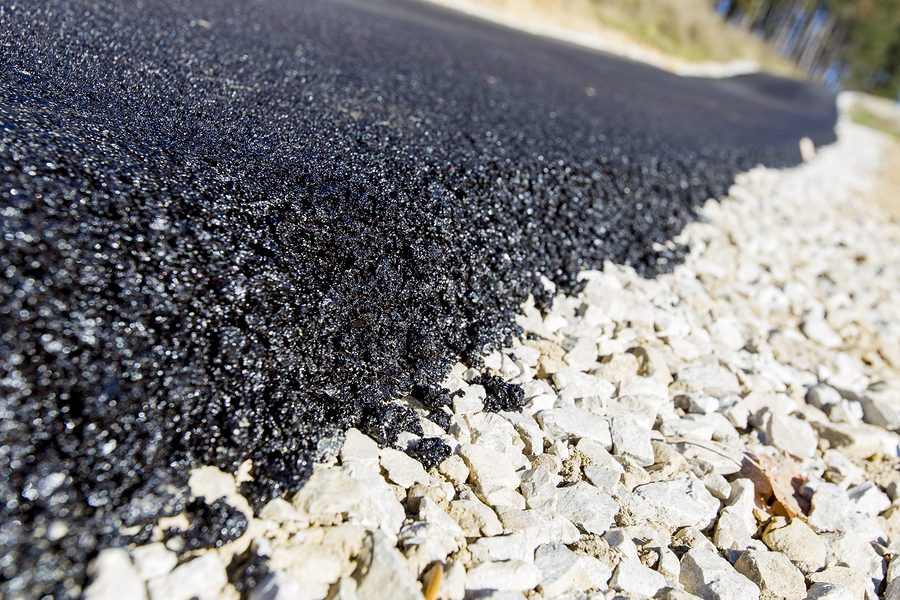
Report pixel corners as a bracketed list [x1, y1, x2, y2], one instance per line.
[83, 119, 900, 600]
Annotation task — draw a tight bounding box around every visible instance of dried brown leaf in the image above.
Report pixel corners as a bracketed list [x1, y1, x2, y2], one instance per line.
[739, 451, 809, 520]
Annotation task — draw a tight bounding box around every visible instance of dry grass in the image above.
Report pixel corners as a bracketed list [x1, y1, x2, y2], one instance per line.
[465, 0, 794, 73]
[848, 104, 900, 219]
[870, 138, 900, 219]
[851, 106, 900, 140]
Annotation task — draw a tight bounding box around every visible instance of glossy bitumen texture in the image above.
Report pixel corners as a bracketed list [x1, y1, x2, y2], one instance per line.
[0, 0, 836, 594]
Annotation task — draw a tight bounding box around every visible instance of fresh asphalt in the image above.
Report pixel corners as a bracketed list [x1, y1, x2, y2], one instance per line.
[0, 0, 837, 594]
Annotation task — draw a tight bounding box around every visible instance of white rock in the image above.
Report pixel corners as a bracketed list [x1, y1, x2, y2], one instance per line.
[480, 486, 527, 510]
[292, 464, 405, 535]
[808, 567, 868, 600]
[147, 554, 227, 600]
[658, 546, 682, 580]
[249, 572, 308, 600]
[826, 533, 884, 589]
[743, 391, 797, 417]
[534, 543, 581, 596]
[84, 549, 146, 600]
[885, 578, 900, 600]
[632, 476, 720, 530]
[584, 464, 622, 490]
[675, 526, 719, 554]
[327, 578, 360, 600]
[611, 557, 666, 598]
[734, 549, 806, 600]
[714, 479, 761, 552]
[513, 345, 542, 367]
[262, 527, 360, 596]
[808, 483, 885, 540]
[660, 414, 716, 441]
[803, 317, 843, 348]
[380, 447, 430, 489]
[454, 384, 486, 414]
[602, 528, 640, 561]
[860, 393, 900, 431]
[721, 398, 751, 429]
[763, 412, 818, 459]
[465, 560, 541, 592]
[711, 318, 745, 351]
[466, 413, 525, 456]
[701, 470, 733, 501]
[610, 415, 654, 466]
[674, 365, 741, 396]
[555, 482, 618, 535]
[497, 508, 580, 546]
[828, 399, 864, 424]
[616, 376, 670, 427]
[520, 466, 561, 509]
[596, 353, 640, 383]
[685, 392, 720, 415]
[618, 375, 669, 401]
[808, 385, 843, 412]
[484, 351, 503, 371]
[511, 418, 544, 457]
[535, 407, 612, 448]
[804, 582, 857, 600]
[627, 346, 673, 384]
[187, 465, 253, 518]
[761, 517, 827, 574]
[260, 497, 307, 524]
[469, 533, 538, 564]
[419, 497, 463, 537]
[131, 543, 177, 581]
[459, 444, 520, 490]
[565, 337, 598, 370]
[575, 438, 619, 466]
[354, 531, 422, 600]
[573, 552, 612, 591]
[552, 370, 615, 404]
[340, 428, 380, 465]
[822, 450, 864, 487]
[438, 455, 470, 486]
[442, 562, 466, 600]
[813, 421, 900, 460]
[448, 494, 503, 537]
[847, 481, 891, 516]
[399, 521, 458, 574]
[680, 548, 760, 600]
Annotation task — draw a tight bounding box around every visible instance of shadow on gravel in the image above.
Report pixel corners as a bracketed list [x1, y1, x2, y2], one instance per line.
[0, 0, 836, 594]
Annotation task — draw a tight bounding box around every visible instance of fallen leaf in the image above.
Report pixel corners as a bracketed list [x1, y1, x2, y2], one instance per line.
[739, 451, 810, 520]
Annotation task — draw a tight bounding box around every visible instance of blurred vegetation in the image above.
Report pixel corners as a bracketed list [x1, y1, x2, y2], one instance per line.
[720, 0, 900, 98]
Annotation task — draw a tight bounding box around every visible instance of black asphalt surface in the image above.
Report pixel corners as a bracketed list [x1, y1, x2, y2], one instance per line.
[0, 0, 837, 595]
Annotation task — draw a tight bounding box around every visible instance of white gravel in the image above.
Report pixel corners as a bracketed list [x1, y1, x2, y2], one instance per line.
[85, 116, 900, 600]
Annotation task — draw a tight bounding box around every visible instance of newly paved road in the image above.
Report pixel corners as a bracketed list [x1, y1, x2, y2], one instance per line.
[0, 0, 836, 594]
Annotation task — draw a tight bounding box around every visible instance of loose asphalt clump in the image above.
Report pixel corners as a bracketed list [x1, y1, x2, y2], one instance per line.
[0, 0, 836, 595]
[164, 499, 249, 553]
[476, 374, 527, 412]
[407, 437, 453, 470]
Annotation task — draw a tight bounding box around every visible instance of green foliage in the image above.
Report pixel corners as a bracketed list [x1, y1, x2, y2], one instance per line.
[725, 0, 900, 98]
[837, 0, 900, 96]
